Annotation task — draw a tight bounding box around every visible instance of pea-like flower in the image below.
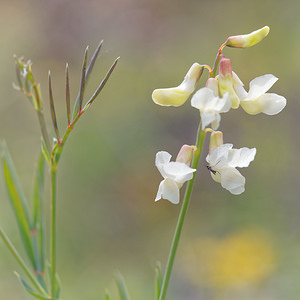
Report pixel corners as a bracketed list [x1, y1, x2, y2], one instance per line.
[237, 74, 287, 115]
[191, 80, 231, 130]
[152, 63, 203, 107]
[155, 147, 196, 204]
[206, 143, 256, 195]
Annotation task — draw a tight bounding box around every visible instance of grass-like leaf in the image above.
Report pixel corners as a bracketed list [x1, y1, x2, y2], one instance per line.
[105, 289, 112, 300]
[84, 57, 120, 110]
[85, 40, 103, 81]
[1, 142, 36, 269]
[48, 71, 60, 141]
[32, 152, 46, 274]
[115, 273, 132, 300]
[15, 272, 50, 300]
[155, 262, 163, 300]
[65, 63, 71, 125]
[72, 46, 88, 119]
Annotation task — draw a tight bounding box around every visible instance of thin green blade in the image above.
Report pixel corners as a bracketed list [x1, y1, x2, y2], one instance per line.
[15, 272, 50, 300]
[115, 273, 131, 300]
[1, 142, 36, 269]
[32, 152, 46, 274]
[154, 262, 163, 300]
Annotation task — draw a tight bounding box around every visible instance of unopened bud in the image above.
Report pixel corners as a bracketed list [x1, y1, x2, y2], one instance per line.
[152, 63, 203, 107]
[209, 131, 223, 154]
[176, 144, 196, 165]
[219, 58, 232, 77]
[226, 26, 270, 48]
[218, 58, 240, 108]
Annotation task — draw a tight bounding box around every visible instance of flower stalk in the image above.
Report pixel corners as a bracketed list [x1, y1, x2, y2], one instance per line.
[159, 124, 206, 300]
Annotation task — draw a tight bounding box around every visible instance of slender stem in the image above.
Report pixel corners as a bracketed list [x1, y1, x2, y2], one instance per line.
[50, 167, 57, 298]
[0, 227, 48, 297]
[37, 109, 51, 152]
[31, 80, 51, 151]
[159, 124, 207, 300]
[210, 41, 227, 78]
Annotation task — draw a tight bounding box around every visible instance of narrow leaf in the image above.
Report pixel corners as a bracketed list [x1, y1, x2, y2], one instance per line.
[155, 262, 163, 300]
[65, 63, 71, 125]
[84, 57, 120, 110]
[72, 46, 88, 119]
[1, 142, 36, 269]
[41, 138, 51, 165]
[15, 272, 50, 300]
[48, 71, 60, 141]
[115, 273, 131, 300]
[105, 289, 112, 300]
[55, 272, 61, 299]
[0, 228, 48, 297]
[85, 40, 103, 82]
[32, 152, 46, 273]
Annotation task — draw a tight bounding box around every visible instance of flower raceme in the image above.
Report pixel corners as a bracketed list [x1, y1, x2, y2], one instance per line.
[152, 63, 203, 107]
[155, 146, 196, 204]
[152, 25, 286, 199]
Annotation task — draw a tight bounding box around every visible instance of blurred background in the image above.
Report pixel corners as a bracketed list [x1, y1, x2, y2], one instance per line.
[0, 0, 299, 299]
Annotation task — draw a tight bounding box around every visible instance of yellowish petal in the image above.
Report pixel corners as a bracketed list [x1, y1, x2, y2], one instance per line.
[152, 63, 203, 107]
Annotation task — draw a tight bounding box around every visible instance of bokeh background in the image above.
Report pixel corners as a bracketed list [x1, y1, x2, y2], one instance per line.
[0, 0, 299, 299]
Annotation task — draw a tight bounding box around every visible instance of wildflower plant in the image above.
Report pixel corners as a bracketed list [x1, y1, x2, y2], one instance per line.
[152, 26, 286, 300]
[0, 42, 119, 299]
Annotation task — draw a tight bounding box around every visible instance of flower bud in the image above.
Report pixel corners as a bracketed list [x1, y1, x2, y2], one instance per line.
[152, 63, 203, 107]
[218, 58, 239, 108]
[226, 26, 270, 48]
[209, 131, 223, 154]
[176, 144, 196, 165]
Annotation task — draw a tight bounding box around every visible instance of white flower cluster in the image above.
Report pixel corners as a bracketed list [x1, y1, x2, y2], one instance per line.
[152, 26, 286, 203]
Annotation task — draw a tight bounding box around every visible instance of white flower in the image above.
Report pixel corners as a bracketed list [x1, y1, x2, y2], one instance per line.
[237, 74, 287, 115]
[155, 151, 196, 204]
[191, 86, 231, 130]
[206, 144, 256, 195]
[152, 63, 203, 107]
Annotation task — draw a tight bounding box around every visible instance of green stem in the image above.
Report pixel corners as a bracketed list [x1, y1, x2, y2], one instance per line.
[0, 227, 48, 297]
[210, 42, 227, 78]
[50, 167, 57, 298]
[159, 124, 207, 300]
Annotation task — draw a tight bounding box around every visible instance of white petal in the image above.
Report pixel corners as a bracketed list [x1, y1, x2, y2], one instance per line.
[155, 151, 172, 178]
[217, 93, 232, 113]
[162, 162, 196, 183]
[227, 147, 256, 168]
[191, 87, 215, 110]
[155, 151, 172, 166]
[247, 74, 278, 100]
[155, 178, 180, 204]
[234, 84, 248, 100]
[232, 71, 244, 87]
[200, 111, 217, 129]
[220, 167, 246, 195]
[206, 144, 233, 167]
[206, 78, 219, 96]
[211, 114, 221, 130]
[240, 97, 262, 115]
[259, 93, 287, 115]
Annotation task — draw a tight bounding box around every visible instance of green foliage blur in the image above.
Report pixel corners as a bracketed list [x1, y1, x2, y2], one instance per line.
[0, 0, 298, 299]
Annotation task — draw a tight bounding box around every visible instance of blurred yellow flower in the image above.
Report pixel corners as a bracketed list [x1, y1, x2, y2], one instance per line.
[182, 229, 276, 289]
